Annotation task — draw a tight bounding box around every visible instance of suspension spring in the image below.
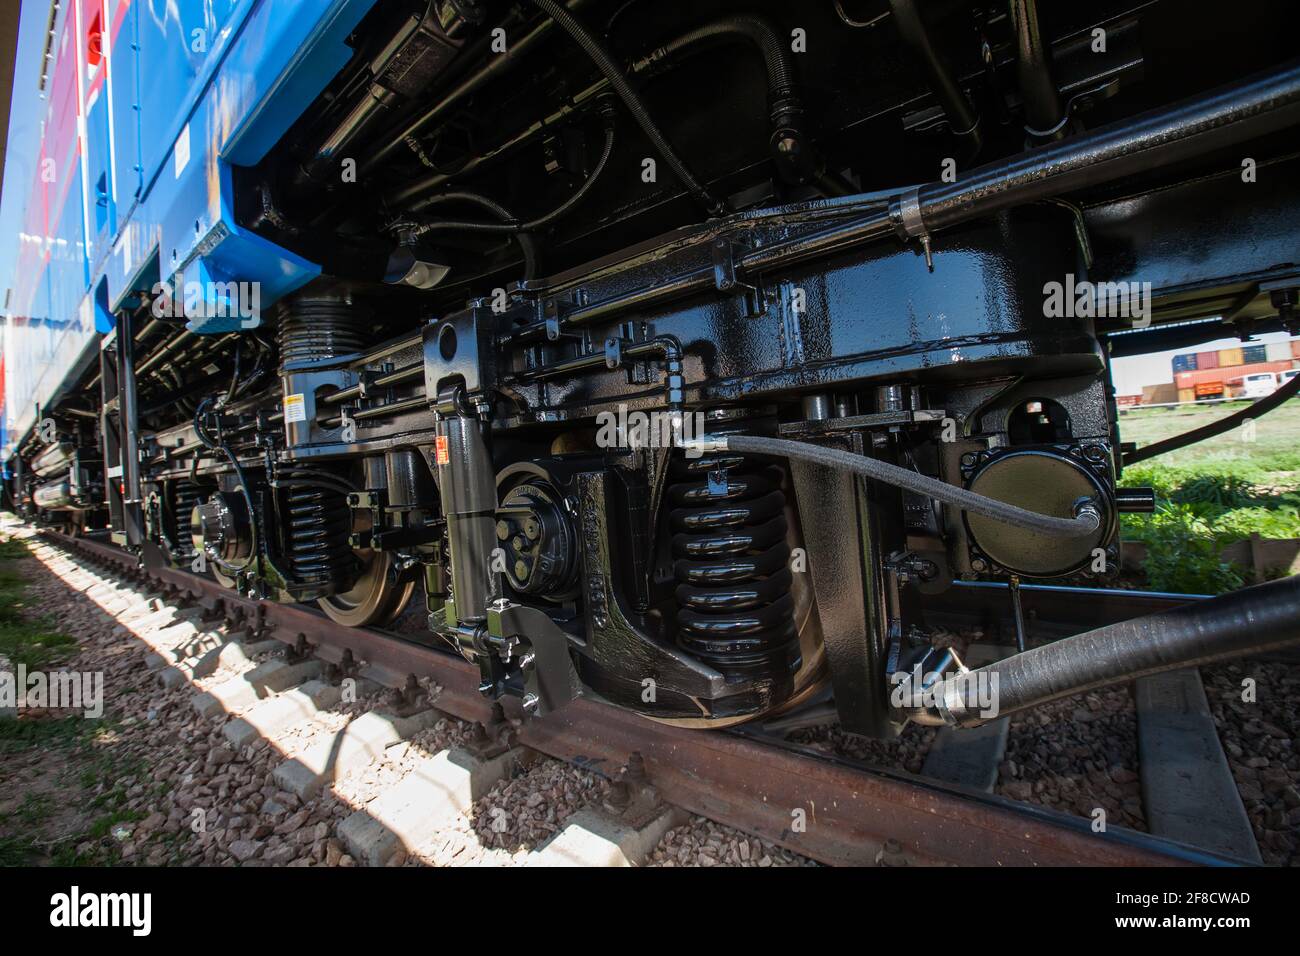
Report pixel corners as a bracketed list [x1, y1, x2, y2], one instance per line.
[276, 295, 365, 371]
[669, 411, 799, 682]
[283, 479, 353, 590]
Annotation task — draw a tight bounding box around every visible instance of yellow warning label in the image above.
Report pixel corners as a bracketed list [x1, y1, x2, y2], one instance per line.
[283, 393, 306, 424]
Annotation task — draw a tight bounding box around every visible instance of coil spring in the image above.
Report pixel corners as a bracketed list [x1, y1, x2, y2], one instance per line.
[276, 295, 365, 371]
[284, 483, 353, 588]
[172, 481, 205, 558]
[670, 413, 798, 681]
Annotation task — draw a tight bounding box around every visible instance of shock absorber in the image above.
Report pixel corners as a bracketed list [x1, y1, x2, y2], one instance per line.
[281, 468, 354, 598]
[277, 293, 366, 450]
[670, 409, 799, 683]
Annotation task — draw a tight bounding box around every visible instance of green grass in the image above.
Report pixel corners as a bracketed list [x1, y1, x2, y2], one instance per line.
[0, 538, 30, 561]
[0, 538, 132, 868]
[1118, 398, 1300, 592]
[0, 716, 95, 756]
[0, 541, 77, 671]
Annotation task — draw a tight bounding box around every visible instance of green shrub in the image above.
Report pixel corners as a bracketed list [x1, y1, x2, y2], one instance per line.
[1136, 504, 1245, 594]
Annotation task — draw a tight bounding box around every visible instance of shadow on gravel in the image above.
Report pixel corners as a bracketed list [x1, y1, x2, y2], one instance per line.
[0, 525, 490, 867]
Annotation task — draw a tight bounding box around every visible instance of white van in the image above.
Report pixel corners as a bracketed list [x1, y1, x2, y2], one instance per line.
[1239, 372, 1279, 398]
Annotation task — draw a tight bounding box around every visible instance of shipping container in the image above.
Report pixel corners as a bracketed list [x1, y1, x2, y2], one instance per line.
[1243, 344, 1268, 364]
[1293, 340, 1300, 359]
[1143, 383, 1180, 404]
[1197, 350, 1219, 369]
[1266, 340, 1293, 362]
[1172, 353, 1199, 372]
[1178, 388, 1196, 403]
[1195, 381, 1224, 397]
[1219, 347, 1244, 366]
[1171, 361, 1290, 391]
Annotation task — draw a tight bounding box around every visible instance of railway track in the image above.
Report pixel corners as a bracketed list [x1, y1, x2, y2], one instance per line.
[11, 528, 1263, 867]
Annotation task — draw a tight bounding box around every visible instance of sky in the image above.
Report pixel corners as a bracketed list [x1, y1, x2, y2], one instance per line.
[0, 0, 58, 314]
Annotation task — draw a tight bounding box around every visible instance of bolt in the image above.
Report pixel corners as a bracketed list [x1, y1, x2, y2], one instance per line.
[970, 558, 988, 572]
[626, 751, 647, 783]
[521, 693, 539, 713]
[605, 780, 631, 811]
[875, 839, 909, 867]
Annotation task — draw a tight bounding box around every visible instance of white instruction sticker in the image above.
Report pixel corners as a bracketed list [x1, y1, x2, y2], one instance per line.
[283, 393, 306, 423]
[174, 123, 190, 179]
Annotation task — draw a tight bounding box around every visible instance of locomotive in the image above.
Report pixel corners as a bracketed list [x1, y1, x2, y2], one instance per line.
[4, 0, 1300, 736]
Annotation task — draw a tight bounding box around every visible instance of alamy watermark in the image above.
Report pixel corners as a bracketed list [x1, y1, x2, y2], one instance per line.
[1043, 274, 1152, 328]
[1, 665, 104, 718]
[889, 666, 1001, 721]
[595, 406, 710, 458]
[150, 278, 262, 328]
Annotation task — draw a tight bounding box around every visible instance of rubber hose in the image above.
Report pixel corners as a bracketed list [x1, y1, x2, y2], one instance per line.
[635, 15, 795, 94]
[410, 190, 540, 279]
[921, 573, 1300, 727]
[409, 120, 616, 237]
[723, 434, 1100, 538]
[529, 0, 726, 215]
[1124, 370, 1300, 466]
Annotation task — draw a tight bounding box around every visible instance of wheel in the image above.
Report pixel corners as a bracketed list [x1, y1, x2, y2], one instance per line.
[318, 549, 415, 627]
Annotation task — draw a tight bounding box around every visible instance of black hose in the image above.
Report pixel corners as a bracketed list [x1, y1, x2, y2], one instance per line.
[627, 15, 840, 193]
[193, 397, 261, 570]
[528, 0, 726, 216]
[404, 190, 540, 279]
[912, 574, 1300, 727]
[406, 111, 616, 239]
[888, 0, 982, 159]
[720, 434, 1101, 538]
[1124, 371, 1300, 466]
[631, 15, 795, 94]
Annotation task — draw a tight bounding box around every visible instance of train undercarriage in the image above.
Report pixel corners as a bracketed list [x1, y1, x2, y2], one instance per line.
[8, 0, 1300, 736]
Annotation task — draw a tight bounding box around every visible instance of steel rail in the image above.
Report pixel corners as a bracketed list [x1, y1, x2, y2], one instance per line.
[47, 530, 1245, 867]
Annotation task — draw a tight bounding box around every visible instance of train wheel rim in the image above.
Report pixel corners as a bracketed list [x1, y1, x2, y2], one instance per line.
[317, 549, 415, 627]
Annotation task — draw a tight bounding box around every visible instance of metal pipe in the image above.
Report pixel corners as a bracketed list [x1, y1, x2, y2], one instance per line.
[917, 58, 1300, 233]
[320, 363, 424, 405]
[1009, 0, 1065, 140]
[505, 61, 1300, 341]
[742, 58, 1300, 271]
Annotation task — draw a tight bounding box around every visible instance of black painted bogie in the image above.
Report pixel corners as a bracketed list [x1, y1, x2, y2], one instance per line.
[10, 0, 1300, 735]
